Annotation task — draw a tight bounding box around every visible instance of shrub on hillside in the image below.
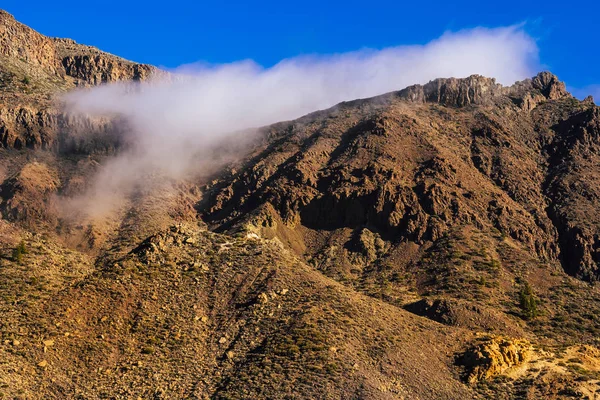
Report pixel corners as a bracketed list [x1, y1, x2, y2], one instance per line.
[519, 281, 539, 320]
[11, 240, 28, 263]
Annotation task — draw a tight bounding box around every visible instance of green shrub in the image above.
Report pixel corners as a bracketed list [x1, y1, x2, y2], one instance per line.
[21, 76, 30, 85]
[519, 281, 539, 320]
[11, 240, 28, 263]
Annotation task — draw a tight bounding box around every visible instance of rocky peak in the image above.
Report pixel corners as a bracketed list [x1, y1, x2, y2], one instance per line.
[532, 71, 570, 100]
[507, 72, 572, 111]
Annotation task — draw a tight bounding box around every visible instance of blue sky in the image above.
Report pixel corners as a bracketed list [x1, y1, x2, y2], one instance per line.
[3, 0, 599, 98]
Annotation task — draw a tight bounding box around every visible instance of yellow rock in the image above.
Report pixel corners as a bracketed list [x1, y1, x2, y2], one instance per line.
[37, 360, 48, 368]
[258, 292, 269, 304]
[462, 336, 532, 383]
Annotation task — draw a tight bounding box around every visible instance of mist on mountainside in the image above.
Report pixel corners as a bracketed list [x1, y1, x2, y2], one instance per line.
[62, 25, 538, 217]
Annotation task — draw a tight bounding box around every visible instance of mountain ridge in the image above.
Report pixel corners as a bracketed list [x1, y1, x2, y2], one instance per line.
[0, 9, 156, 150]
[2, 10, 600, 399]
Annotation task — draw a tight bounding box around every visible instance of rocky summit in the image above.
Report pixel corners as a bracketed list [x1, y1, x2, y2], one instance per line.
[2, 9, 600, 400]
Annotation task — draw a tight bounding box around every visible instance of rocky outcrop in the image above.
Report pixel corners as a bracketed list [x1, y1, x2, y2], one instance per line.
[460, 337, 532, 383]
[53, 37, 163, 86]
[397, 72, 571, 108]
[398, 75, 502, 107]
[61, 54, 155, 85]
[402, 75, 503, 107]
[532, 71, 570, 100]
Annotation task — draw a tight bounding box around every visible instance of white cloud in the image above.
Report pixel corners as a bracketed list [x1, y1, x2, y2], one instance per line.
[63, 25, 540, 218]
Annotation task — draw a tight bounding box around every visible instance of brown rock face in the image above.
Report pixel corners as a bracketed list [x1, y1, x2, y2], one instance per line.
[0, 10, 59, 73]
[0, 106, 125, 151]
[545, 107, 600, 278]
[61, 54, 154, 85]
[397, 72, 571, 108]
[399, 75, 504, 107]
